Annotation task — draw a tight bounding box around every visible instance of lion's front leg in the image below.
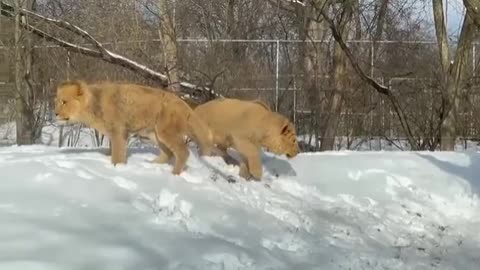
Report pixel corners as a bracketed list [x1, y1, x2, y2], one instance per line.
[110, 130, 128, 166]
[229, 135, 262, 181]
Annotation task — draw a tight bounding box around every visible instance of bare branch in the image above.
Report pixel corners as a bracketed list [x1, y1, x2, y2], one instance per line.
[0, 0, 222, 99]
[2, 7, 102, 56]
[21, 8, 108, 55]
[287, 0, 305, 5]
[266, 0, 297, 14]
[311, 2, 418, 149]
[317, 6, 391, 94]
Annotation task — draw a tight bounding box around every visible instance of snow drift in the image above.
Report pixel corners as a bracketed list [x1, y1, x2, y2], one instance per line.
[1, 143, 480, 269]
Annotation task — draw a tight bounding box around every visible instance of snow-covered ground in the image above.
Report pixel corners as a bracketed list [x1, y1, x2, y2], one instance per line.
[1, 122, 480, 269]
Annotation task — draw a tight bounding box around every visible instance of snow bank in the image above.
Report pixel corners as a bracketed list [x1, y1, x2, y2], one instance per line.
[0, 144, 479, 269]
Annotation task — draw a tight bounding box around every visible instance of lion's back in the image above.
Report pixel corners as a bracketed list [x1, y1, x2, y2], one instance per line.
[88, 82, 192, 132]
[194, 98, 273, 140]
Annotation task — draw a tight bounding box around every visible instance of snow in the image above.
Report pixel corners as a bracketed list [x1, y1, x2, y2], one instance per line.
[1, 122, 480, 269]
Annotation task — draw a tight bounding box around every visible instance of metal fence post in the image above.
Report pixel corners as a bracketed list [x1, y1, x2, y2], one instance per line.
[293, 79, 297, 125]
[370, 40, 374, 78]
[275, 40, 279, 112]
[473, 45, 476, 73]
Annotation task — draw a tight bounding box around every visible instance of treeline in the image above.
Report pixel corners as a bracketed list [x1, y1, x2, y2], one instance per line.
[1, 0, 480, 151]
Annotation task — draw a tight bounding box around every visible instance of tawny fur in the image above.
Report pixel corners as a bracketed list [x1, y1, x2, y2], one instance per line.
[54, 80, 214, 175]
[193, 98, 300, 181]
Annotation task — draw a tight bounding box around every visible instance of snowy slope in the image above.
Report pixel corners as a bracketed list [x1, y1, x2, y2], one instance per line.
[1, 144, 480, 270]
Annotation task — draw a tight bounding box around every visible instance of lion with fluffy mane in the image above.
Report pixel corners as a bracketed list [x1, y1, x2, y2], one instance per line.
[54, 80, 213, 175]
[193, 98, 300, 181]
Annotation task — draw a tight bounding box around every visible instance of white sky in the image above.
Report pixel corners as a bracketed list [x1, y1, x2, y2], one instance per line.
[445, 0, 465, 35]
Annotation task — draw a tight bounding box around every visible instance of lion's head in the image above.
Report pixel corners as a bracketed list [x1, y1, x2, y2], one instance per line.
[54, 80, 89, 123]
[263, 114, 300, 159]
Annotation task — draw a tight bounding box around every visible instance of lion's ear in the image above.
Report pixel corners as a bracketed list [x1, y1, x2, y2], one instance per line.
[76, 84, 85, 97]
[72, 80, 87, 98]
[281, 123, 289, 135]
[58, 80, 87, 98]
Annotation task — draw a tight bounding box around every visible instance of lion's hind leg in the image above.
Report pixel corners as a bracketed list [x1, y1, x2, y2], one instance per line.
[186, 112, 214, 157]
[154, 126, 189, 175]
[152, 141, 174, 164]
[212, 144, 238, 166]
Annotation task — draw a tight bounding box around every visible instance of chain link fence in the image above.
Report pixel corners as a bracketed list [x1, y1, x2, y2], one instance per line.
[1, 39, 480, 150]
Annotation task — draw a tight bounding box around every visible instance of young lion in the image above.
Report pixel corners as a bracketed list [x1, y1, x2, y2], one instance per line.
[193, 98, 300, 181]
[54, 80, 213, 175]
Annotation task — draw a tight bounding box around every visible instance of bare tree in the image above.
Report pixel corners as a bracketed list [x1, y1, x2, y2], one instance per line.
[13, 0, 36, 145]
[433, 0, 475, 150]
[320, 1, 353, 151]
[296, 0, 326, 150]
[158, 0, 180, 92]
[273, 0, 420, 149]
[3, 0, 480, 151]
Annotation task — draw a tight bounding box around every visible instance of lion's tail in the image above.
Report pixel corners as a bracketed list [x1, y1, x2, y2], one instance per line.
[186, 112, 214, 156]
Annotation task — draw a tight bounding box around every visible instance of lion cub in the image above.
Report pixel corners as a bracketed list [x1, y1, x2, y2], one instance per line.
[54, 80, 213, 175]
[193, 98, 300, 181]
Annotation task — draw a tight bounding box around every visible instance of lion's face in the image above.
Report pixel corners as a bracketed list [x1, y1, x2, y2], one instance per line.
[264, 120, 300, 159]
[54, 82, 87, 123]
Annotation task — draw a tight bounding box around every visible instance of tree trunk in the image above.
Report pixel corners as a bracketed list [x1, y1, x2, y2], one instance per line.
[14, 0, 35, 145]
[297, 1, 325, 151]
[373, 0, 388, 45]
[432, 0, 452, 150]
[463, 0, 480, 27]
[353, 0, 362, 39]
[432, 0, 449, 73]
[320, 1, 352, 151]
[433, 0, 474, 150]
[441, 13, 474, 150]
[226, 0, 244, 60]
[158, 0, 180, 92]
[372, 0, 389, 64]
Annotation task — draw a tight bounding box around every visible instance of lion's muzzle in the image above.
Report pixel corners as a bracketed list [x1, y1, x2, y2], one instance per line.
[286, 152, 298, 159]
[55, 113, 70, 122]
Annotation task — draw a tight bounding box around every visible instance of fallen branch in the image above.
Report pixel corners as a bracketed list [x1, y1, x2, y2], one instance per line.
[0, 1, 222, 100]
